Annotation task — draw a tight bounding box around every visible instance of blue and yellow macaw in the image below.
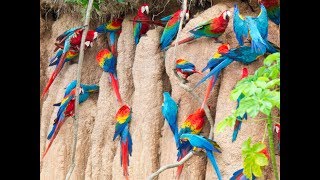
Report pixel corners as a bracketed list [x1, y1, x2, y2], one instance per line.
[42, 81, 99, 160]
[232, 68, 248, 142]
[113, 105, 133, 179]
[180, 134, 222, 180]
[162, 92, 179, 148]
[160, 10, 189, 51]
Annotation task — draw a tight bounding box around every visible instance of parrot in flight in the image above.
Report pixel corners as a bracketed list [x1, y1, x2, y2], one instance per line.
[133, 3, 150, 45]
[176, 108, 206, 179]
[41, 28, 98, 99]
[200, 43, 230, 109]
[42, 81, 99, 160]
[175, 59, 201, 80]
[180, 134, 222, 180]
[172, 10, 231, 47]
[113, 105, 133, 180]
[161, 92, 179, 148]
[96, 18, 123, 56]
[96, 48, 123, 105]
[230, 168, 256, 180]
[233, 4, 277, 54]
[232, 68, 249, 142]
[160, 10, 190, 51]
[258, 0, 280, 25]
[195, 45, 266, 90]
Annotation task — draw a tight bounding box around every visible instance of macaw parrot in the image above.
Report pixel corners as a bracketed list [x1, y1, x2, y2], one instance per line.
[174, 10, 231, 47]
[180, 134, 222, 180]
[42, 82, 99, 160]
[41, 29, 98, 98]
[230, 168, 256, 180]
[133, 3, 150, 45]
[96, 48, 123, 105]
[176, 108, 206, 179]
[200, 43, 230, 109]
[48, 49, 79, 66]
[161, 92, 179, 148]
[175, 59, 201, 80]
[113, 105, 133, 179]
[96, 18, 123, 56]
[258, 0, 280, 25]
[232, 68, 249, 142]
[160, 10, 190, 51]
[195, 45, 266, 90]
[233, 4, 277, 54]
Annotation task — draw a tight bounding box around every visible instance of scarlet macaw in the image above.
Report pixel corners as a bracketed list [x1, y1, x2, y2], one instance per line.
[200, 44, 230, 109]
[96, 18, 123, 56]
[113, 105, 133, 179]
[180, 134, 222, 180]
[160, 10, 190, 51]
[258, 0, 280, 25]
[162, 92, 179, 148]
[175, 59, 201, 80]
[96, 48, 123, 105]
[176, 108, 206, 179]
[174, 10, 231, 47]
[133, 4, 150, 45]
[232, 68, 249, 142]
[42, 81, 99, 160]
[48, 49, 79, 66]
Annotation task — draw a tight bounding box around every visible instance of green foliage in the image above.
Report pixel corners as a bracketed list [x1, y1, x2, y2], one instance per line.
[242, 138, 269, 180]
[65, 0, 101, 18]
[216, 53, 280, 133]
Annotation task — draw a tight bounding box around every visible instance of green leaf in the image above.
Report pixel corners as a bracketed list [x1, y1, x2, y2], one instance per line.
[215, 114, 236, 133]
[266, 79, 280, 89]
[252, 143, 266, 152]
[243, 157, 253, 180]
[264, 53, 280, 66]
[255, 80, 267, 88]
[252, 164, 263, 177]
[257, 77, 269, 82]
[242, 137, 252, 153]
[238, 97, 260, 117]
[254, 153, 268, 166]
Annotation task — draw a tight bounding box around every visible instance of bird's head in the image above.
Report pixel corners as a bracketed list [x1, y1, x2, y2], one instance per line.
[84, 30, 98, 47]
[179, 134, 191, 142]
[139, 3, 149, 15]
[116, 104, 131, 120]
[221, 10, 231, 21]
[95, 24, 106, 33]
[179, 10, 190, 21]
[176, 58, 187, 65]
[241, 67, 248, 79]
[217, 43, 230, 54]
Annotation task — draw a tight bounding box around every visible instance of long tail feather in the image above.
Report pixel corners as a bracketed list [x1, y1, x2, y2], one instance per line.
[171, 35, 196, 48]
[201, 75, 215, 110]
[41, 53, 67, 98]
[176, 142, 192, 179]
[121, 140, 129, 178]
[109, 73, 123, 105]
[42, 118, 66, 160]
[169, 124, 180, 148]
[109, 32, 118, 57]
[176, 149, 188, 180]
[206, 151, 222, 180]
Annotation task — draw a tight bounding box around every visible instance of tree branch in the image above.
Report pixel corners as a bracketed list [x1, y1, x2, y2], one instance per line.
[148, 151, 194, 180]
[65, 0, 94, 180]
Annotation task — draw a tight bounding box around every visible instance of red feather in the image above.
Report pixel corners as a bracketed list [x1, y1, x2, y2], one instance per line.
[121, 140, 130, 180]
[109, 73, 123, 105]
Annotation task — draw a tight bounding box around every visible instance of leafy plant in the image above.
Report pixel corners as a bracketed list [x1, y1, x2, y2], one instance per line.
[215, 53, 280, 180]
[65, 0, 101, 18]
[242, 138, 269, 180]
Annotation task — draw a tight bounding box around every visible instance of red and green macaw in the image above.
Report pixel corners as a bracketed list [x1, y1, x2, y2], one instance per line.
[180, 134, 222, 180]
[233, 4, 277, 54]
[258, 0, 280, 25]
[42, 81, 99, 159]
[175, 58, 201, 80]
[133, 4, 150, 45]
[200, 44, 230, 109]
[41, 28, 98, 98]
[162, 92, 179, 148]
[176, 108, 206, 179]
[232, 68, 249, 142]
[96, 18, 123, 56]
[96, 48, 123, 105]
[160, 10, 190, 51]
[48, 49, 79, 67]
[174, 10, 230, 46]
[113, 105, 132, 179]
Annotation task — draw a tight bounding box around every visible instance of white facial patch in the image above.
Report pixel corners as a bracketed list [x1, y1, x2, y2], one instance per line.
[93, 32, 98, 39]
[84, 41, 90, 47]
[185, 12, 190, 20]
[145, 6, 149, 14]
[141, 6, 145, 13]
